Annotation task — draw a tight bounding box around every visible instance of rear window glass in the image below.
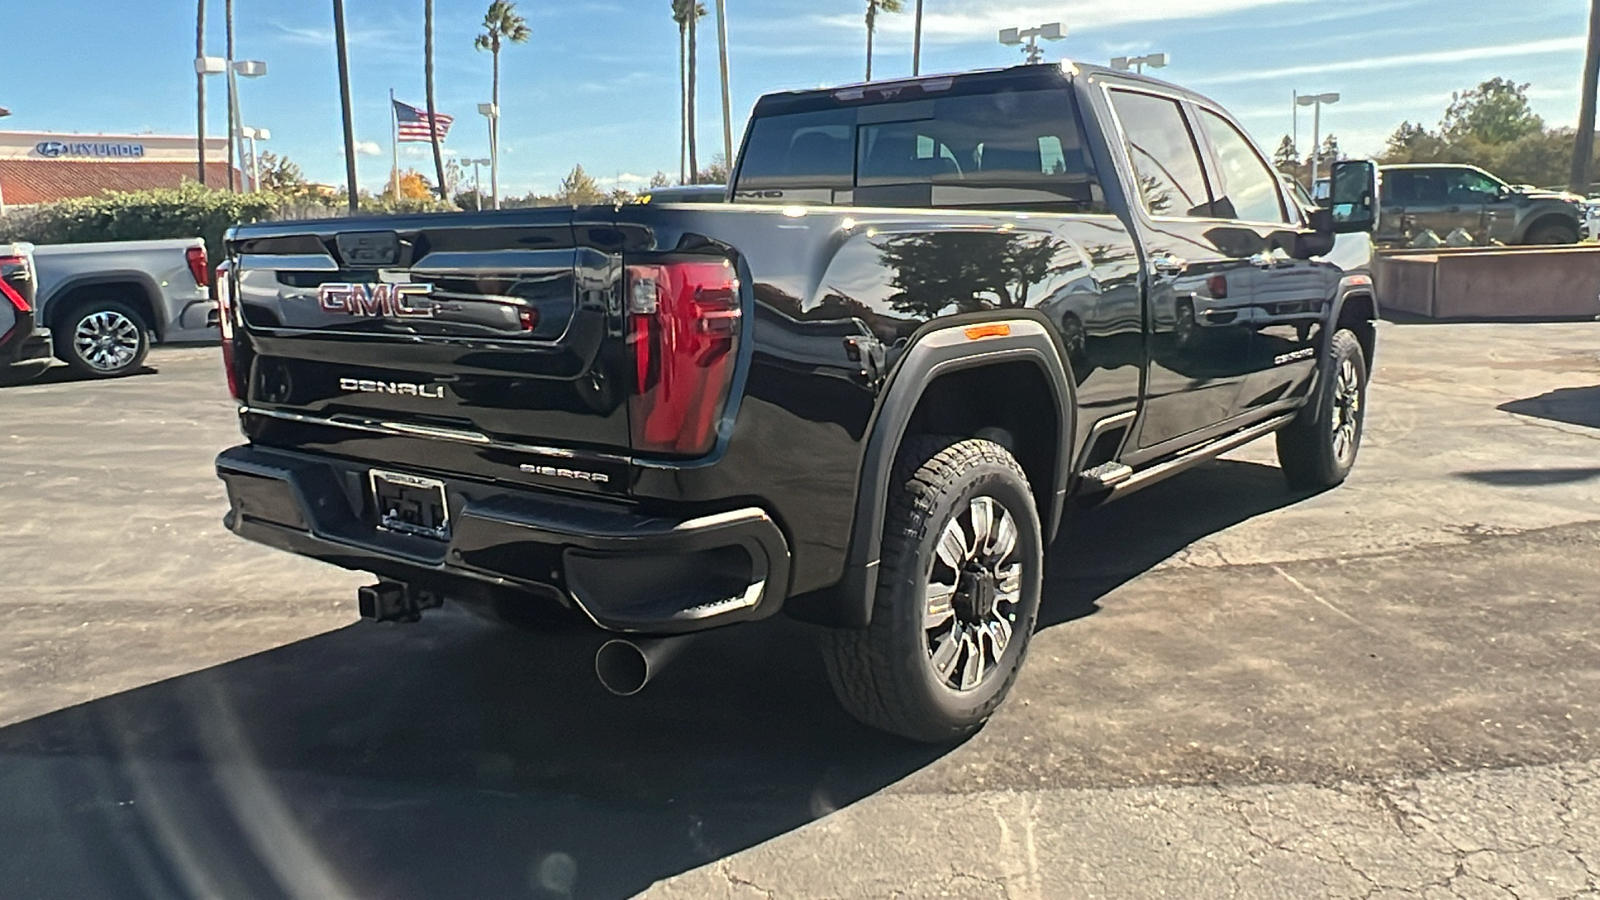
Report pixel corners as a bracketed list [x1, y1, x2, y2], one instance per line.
[734, 89, 1106, 213]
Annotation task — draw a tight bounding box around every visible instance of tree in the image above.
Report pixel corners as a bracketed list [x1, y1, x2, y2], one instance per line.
[649, 171, 674, 188]
[394, 169, 435, 201]
[254, 151, 306, 193]
[673, 0, 707, 183]
[556, 164, 606, 206]
[475, 0, 531, 207]
[425, 0, 449, 200]
[672, 1, 707, 184]
[697, 153, 729, 185]
[1441, 77, 1543, 146]
[1273, 135, 1298, 173]
[865, 0, 906, 81]
[1316, 133, 1343, 171]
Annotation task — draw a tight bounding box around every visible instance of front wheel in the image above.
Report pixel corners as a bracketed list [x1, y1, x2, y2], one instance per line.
[1523, 221, 1579, 245]
[54, 300, 150, 378]
[822, 437, 1043, 743]
[1276, 328, 1368, 490]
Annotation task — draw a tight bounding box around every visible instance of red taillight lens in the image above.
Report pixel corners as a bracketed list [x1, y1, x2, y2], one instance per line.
[626, 259, 742, 456]
[216, 261, 244, 401]
[186, 245, 210, 288]
[0, 256, 30, 312]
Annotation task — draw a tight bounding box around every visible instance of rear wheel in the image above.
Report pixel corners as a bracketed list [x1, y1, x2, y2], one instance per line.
[823, 437, 1043, 743]
[54, 299, 149, 378]
[1277, 328, 1368, 490]
[1524, 221, 1579, 245]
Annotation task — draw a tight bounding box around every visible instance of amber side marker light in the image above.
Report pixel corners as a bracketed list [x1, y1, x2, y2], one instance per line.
[964, 323, 1012, 340]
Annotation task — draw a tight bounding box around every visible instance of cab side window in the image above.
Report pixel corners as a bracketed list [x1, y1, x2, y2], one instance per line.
[1108, 89, 1214, 218]
[1198, 109, 1288, 224]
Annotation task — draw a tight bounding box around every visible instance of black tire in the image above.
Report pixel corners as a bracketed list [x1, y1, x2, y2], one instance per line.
[54, 299, 150, 378]
[1523, 221, 1580, 245]
[1277, 328, 1368, 490]
[822, 436, 1044, 743]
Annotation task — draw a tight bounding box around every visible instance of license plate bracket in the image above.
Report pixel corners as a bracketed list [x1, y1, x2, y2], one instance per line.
[370, 469, 451, 541]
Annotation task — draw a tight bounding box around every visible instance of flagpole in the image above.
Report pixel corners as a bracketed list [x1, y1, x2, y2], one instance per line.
[390, 88, 400, 199]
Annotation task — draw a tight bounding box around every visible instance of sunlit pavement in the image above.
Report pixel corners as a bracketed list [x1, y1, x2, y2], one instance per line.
[1, 323, 1597, 899]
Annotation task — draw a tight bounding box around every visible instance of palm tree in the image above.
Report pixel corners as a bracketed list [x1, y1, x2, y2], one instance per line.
[672, 1, 706, 184]
[865, 0, 905, 82]
[195, 0, 207, 185]
[474, 0, 531, 208]
[425, 0, 448, 200]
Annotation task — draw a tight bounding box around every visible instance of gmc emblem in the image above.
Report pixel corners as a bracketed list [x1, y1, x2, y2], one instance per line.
[317, 282, 434, 318]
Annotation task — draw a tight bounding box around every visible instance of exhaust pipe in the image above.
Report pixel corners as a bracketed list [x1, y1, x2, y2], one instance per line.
[594, 636, 694, 696]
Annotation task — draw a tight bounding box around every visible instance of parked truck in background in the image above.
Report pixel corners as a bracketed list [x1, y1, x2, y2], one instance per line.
[214, 62, 1383, 742]
[1377, 163, 1584, 246]
[29, 237, 215, 378]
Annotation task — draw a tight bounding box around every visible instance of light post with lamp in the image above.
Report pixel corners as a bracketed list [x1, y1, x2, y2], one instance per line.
[1297, 92, 1341, 188]
[998, 22, 1064, 64]
[1111, 52, 1168, 75]
[238, 126, 270, 192]
[478, 103, 500, 209]
[228, 59, 268, 193]
[466, 157, 491, 210]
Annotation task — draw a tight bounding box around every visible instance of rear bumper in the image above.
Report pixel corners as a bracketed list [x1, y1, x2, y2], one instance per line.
[215, 445, 791, 634]
[2, 326, 52, 373]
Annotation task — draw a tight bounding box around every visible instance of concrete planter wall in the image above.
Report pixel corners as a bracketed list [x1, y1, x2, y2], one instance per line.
[1374, 246, 1600, 320]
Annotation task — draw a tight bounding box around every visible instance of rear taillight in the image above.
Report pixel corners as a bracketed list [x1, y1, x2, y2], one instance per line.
[0, 255, 30, 313]
[626, 259, 742, 456]
[186, 245, 210, 288]
[216, 260, 244, 401]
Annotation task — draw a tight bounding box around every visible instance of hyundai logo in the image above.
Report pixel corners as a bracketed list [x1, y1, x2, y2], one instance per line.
[34, 141, 67, 159]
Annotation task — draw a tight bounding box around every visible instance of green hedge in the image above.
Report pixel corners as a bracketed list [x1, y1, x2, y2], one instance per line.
[0, 185, 458, 265]
[0, 183, 279, 264]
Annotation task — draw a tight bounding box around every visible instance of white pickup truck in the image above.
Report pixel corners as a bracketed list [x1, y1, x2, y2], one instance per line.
[30, 238, 215, 378]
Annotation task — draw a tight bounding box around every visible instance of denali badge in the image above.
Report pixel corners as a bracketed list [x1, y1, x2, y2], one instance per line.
[520, 463, 611, 485]
[317, 282, 434, 318]
[340, 377, 445, 399]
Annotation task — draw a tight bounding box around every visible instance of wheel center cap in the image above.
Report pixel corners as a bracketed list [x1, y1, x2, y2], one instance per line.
[956, 569, 998, 621]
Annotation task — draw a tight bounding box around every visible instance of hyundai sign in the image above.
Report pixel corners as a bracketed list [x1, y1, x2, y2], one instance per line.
[33, 140, 145, 159]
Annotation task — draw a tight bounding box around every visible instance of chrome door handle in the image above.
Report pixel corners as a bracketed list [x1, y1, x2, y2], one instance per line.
[1149, 254, 1187, 276]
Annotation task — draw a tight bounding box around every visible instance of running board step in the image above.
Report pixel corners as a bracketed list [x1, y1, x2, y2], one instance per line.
[1078, 462, 1134, 491]
[1083, 412, 1299, 503]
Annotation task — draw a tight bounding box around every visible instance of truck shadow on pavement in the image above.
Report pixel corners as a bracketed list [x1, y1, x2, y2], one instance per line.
[1498, 385, 1600, 429]
[0, 460, 1307, 900]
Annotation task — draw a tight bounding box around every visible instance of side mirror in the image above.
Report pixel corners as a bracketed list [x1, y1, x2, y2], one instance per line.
[1325, 159, 1380, 234]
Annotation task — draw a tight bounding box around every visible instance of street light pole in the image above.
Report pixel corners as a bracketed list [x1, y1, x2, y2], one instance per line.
[226, 0, 237, 192]
[1572, 0, 1600, 194]
[468, 158, 490, 211]
[714, 0, 733, 170]
[333, 0, 360, 212]
[1110, 52, 1168, 75]
[912, 0, 924, 76]
[196, 0, 208, 185]
[1297, 92, 1340, 189]
[478, 104, 500, 209]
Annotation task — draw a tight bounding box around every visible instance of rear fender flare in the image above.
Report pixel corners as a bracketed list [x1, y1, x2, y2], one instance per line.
[795, 318, 1076, 628]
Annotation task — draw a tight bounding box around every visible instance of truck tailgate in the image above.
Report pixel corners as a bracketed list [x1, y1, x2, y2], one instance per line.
[227, 213, 631, 463]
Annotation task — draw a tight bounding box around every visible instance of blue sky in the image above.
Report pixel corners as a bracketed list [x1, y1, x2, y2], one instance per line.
[0, 0, 1589, 196]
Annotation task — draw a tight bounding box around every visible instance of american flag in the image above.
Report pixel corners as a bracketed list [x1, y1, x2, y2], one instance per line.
[393, 100, 453, 142]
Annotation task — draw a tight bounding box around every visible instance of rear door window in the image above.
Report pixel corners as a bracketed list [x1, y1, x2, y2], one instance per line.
[1107, 89, 1214, 218]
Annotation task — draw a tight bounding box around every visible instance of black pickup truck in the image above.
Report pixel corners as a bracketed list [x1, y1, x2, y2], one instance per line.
[214, 63, 1381, 742]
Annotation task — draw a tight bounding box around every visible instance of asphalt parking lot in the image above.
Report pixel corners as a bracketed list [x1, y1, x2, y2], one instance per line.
[1, 321, 1598, 900]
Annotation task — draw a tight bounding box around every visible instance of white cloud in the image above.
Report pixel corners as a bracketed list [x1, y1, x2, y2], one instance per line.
[593, 172, 654, 188]
[1191, 37, 1586, 87]
[354, 141, 382, 156]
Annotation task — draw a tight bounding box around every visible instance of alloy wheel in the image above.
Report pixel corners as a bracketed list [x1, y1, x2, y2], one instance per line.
[1330, 355, 1362, 464]
[923, 495, 1023, 692]
[73, 310, 142, 372]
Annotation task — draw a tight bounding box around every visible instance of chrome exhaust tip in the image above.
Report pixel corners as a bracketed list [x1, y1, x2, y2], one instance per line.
[594, 636, 691, 696]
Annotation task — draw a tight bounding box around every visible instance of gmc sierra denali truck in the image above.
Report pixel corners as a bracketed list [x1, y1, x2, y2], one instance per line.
[214, 63, 1382, 742]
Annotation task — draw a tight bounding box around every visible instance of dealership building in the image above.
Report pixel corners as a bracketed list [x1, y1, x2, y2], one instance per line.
[0, 131, 236, 208]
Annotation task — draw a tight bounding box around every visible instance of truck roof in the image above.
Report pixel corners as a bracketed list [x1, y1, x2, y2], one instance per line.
[751, 61, 1217, 117]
